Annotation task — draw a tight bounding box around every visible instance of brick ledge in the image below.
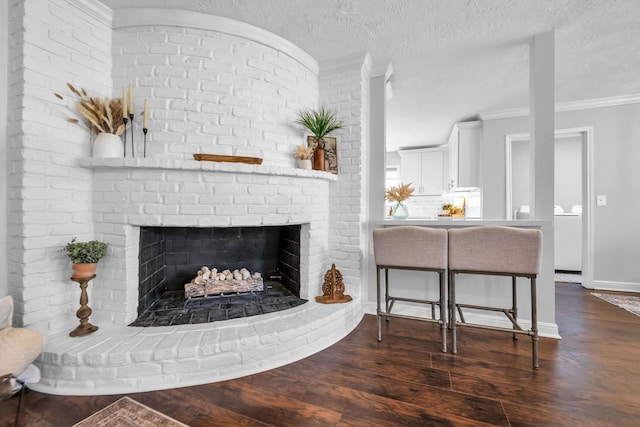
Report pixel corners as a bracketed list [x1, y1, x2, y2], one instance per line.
[31, 299, 363, 396]
[79, 158, 338, 181]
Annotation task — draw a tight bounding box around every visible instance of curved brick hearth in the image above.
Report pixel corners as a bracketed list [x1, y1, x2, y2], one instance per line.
[32, 299, 363, 395]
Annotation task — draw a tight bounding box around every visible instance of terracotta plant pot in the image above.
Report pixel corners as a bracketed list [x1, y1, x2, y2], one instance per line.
[313, 145, 326, 171]
[71, 263, 97, 279]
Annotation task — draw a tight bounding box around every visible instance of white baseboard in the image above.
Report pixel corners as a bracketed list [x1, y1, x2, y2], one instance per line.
[363, 302, 561, 339]
[592, 280, 640, 293]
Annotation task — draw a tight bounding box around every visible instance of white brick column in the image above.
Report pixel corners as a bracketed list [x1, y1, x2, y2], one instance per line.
[319, 54, 372, 300]
[6, 0, 112, 333]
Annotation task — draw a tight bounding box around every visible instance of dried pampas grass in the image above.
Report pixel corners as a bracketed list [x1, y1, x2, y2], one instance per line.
[385, 183, 415, 204]
[294, 144, 313, 160]
[55, 83, 125, 135]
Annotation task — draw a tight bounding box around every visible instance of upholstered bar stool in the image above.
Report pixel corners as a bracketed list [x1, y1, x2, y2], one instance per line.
[373, 226, 448, 352]
[448, 226, 543, 368]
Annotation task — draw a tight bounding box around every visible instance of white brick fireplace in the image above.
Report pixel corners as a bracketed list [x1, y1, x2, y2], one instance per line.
[33, 157, 366, 395]
[84, 158, 339, 325]
[7, 1, 373, 394]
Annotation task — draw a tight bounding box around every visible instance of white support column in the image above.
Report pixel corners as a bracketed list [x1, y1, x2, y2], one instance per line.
[0, 0, 8, 297]
[529, 31, 555, 221]
[368, 62, 393, 222]
[529, 31, 557, 339]
[366, 62, 392, 305]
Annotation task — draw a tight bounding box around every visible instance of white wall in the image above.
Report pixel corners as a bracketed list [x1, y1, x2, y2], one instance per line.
[111, 21, 318, 166]
[320, 54, 371, 297]
[510, 134, 582, 214]
[484, 103, 640, 286]
[1, 0, 8, 297]
[554, 135, 582, 211]
[511, 140, 529, 213]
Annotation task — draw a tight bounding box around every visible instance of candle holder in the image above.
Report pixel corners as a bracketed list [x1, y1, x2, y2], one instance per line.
[129, 113, 135, 157]
[143, 128, 148, 158]
[69, 275, 99, 337]
[122, 117, 128, 157]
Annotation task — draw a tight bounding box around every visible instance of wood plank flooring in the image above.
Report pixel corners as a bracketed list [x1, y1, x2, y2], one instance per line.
[2, 283, 639, 426]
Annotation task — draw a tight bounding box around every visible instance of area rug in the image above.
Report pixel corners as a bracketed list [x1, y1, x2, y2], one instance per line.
[591, 292, 640, 317]
[73, 396, 188, 427]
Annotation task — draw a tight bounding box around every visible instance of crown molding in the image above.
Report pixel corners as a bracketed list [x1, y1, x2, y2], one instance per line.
[479, 107, 529, 121]
[454, 120, 482, 129]
[479, 94, 640, 121]
[112, 8, 318, 74]
[68, 0, 112, 27]
[556, 94, 640, 112]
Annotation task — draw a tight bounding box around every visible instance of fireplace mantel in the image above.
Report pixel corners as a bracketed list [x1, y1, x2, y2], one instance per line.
[79, 158, 339, 181]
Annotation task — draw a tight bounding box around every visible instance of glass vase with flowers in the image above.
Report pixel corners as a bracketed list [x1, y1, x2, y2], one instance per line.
[385, 183, 415, 220]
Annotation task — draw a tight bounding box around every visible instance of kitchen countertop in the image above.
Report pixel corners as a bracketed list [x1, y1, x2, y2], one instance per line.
[377, 218, 551, 228]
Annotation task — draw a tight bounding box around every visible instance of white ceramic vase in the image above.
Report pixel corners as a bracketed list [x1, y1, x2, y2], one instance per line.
[92, 132, 124, 158]
[298, 159, 312, 170]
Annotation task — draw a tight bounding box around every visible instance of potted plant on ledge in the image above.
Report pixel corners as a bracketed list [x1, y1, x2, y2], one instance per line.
[55, 83, 126, 158]
[294, 145, 313, 169]
[64, 238, 108, 279]
[295, 106, 343, 171]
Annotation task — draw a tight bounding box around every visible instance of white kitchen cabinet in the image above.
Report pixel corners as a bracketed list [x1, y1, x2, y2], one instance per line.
[448, 121, 482, 189]
[398, 146, 447, 195]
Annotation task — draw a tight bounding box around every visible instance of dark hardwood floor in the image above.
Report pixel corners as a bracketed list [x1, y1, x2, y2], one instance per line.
[2, 283, 639, 426]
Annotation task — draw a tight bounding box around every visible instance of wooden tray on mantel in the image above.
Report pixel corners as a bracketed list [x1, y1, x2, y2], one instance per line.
[193, 154, 263, 165]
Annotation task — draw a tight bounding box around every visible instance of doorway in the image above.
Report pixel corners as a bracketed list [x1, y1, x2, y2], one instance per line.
[505, 127, 594, 289]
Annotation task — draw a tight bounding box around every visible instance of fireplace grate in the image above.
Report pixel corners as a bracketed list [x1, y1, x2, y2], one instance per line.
[129, 281, 306, 327]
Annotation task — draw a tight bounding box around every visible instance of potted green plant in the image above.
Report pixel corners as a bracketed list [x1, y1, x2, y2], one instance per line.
[64, 238, 108, 279]
[439, 203, 454, 217]
[294, 106, 343, 171]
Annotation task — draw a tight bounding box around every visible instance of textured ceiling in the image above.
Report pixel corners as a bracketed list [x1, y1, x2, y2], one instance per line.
[101, 0, 640, 151]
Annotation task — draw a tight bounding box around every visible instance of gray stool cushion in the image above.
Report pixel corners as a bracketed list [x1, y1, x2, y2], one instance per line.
[448, 226, 542, 275]
[373, 226, 447, 269]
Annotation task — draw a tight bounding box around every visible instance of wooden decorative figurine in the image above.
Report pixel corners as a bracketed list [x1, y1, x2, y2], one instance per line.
[315, 264, 352, 304]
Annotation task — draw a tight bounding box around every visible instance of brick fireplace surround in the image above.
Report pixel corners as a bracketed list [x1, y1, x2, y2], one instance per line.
[7, 2, 373, 395]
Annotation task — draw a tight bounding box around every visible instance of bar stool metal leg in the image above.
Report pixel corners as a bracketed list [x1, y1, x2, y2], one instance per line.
[512, 276, 518, 340]
[384, 269, 391, 322]
[376, 267, 382, 342]
[439, 271, 447, 353]
[531, 277, 539, 369]
[450, 271, 457, 354]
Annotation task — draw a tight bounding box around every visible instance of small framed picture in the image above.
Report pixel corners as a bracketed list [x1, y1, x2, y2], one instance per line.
[307, 136, 338, 174]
